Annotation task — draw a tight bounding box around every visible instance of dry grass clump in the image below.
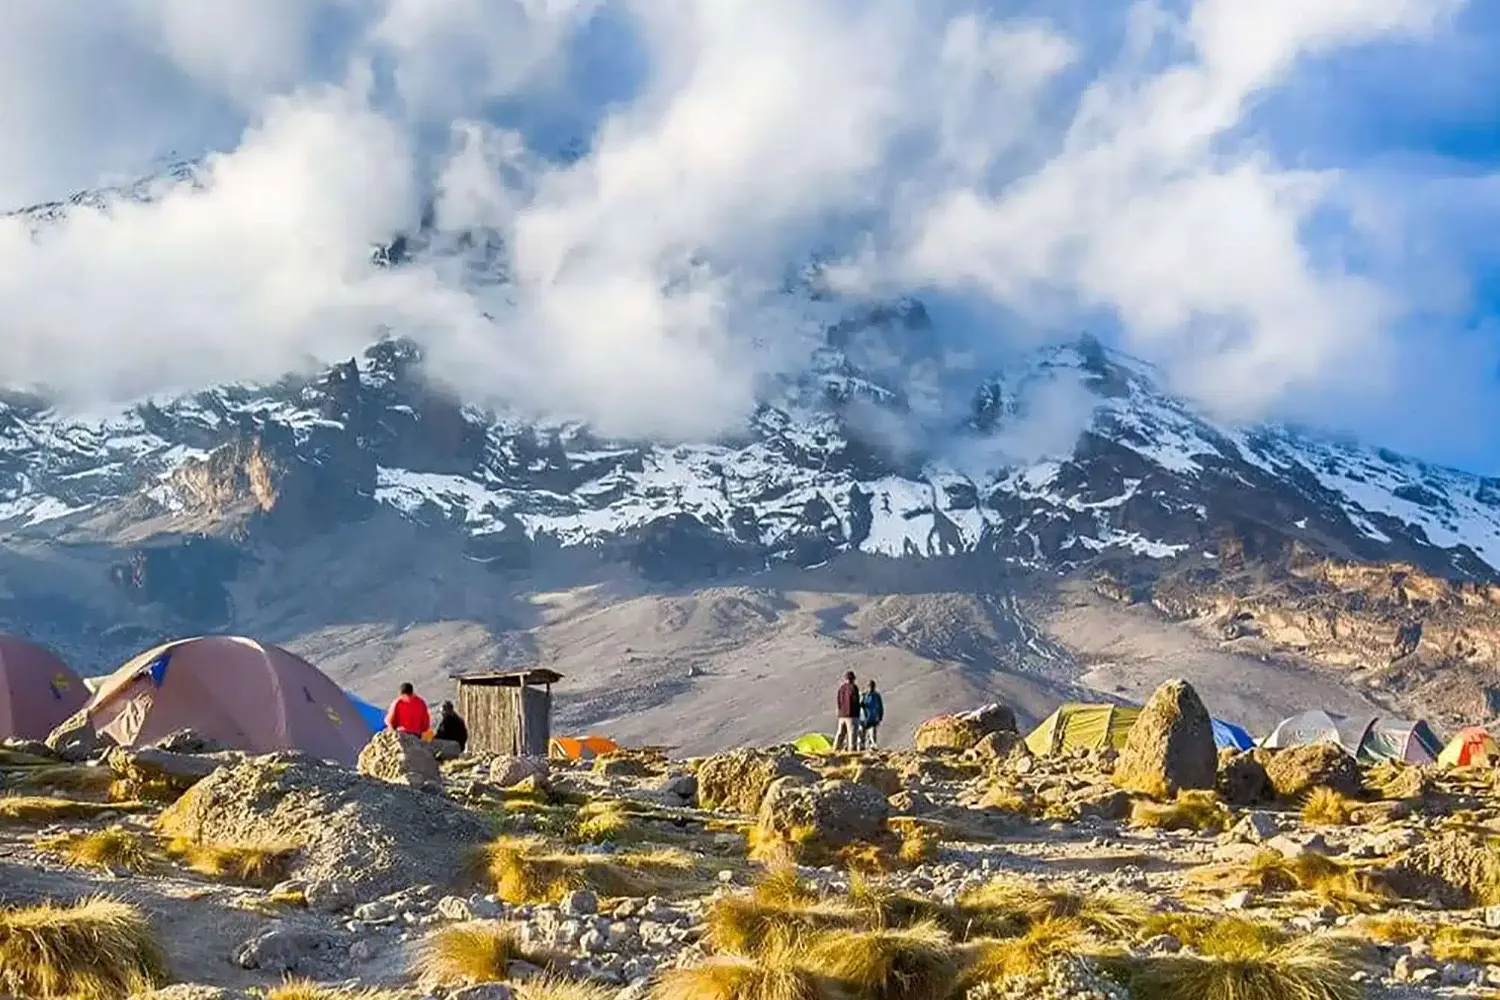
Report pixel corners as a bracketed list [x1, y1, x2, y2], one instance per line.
[0, 795, 139, 824]
[35, 825, 157, 874]
[800, 922, 958, 1000]
[412, 920, 552, 988]
[652, 954, 833, 1000]
[1114, 934, 1365, 1000]
[1431, 925, 1500, 965]
[1194, 851, 1390, 913]
[705, 892, 866, 957]
[573, 800, 641, 845]
[1130, 790, 1232, 833]
[476, 836, 699, 903]
[1349, 913, 1427, 945]
[1139, 913, 1284, 958]
[891, 819, 941, 867]
[957, 875, 1149, 938]
[162, 836, 296, 887]
[515, 976, 621, 1000]
[1301, 787, 1361, 826]
[0, 897, 169, 1000]
[846, 879, 963, 936]
[960, 917, 1092, 984]
[10, 764, 114, 796]
[265, 982, 409, 1000]
[976, 784, 1038, 817]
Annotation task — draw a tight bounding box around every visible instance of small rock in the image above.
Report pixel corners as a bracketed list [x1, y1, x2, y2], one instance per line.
[580, 930, 607, 954]
[305, 880, 356, 914]
[349, 940, 379, 963]
[233, 926, 344, 975]
[448, 986, 514, 1000]
[1224, 890, 1253, 911]
[1232, 813, 1278, 843]
[438, 896, 477, 921]
[562, 890, 600, 917]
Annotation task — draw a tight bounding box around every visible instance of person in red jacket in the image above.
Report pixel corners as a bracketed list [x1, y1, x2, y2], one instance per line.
[386, 682, 431, 737]
[834, 671, 860, 751]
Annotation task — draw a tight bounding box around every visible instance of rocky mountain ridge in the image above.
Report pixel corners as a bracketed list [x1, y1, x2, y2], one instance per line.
[5, 168, 1500, 733]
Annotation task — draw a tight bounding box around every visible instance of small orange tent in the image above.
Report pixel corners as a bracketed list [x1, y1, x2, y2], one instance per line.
[1439, 727, 1500, 768]
[84, 637, 370, 765]
[0, 636, 87, 740]
[550, 735, 620, 760]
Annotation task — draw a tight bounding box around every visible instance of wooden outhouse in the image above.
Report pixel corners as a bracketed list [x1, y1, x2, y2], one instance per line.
[454, 668, 562, 757]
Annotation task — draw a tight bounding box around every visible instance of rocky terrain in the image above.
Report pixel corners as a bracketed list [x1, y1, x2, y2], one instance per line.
[4, 170, 1500, 746]
[1, 680, 1498, 1000]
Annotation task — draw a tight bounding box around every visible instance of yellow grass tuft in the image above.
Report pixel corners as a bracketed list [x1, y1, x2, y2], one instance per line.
[162, 836, 296, 887]
[960, 918, 1091, 985]
[573, 800, 641, 845]
[10, 765, 114, 796]
[799, 922, 959, 1000]
[1139, 913, 1284, 958]
[754, 866, 818, 908]
[1117, 934, 1365, 1000]
[1349, 913, 1426, 945]
[846, 878, 964, 936]
[651, 954, 833, 1000]
[475, 837, 700, 903]
[0, 896, 169, 1000]
[268, 885, 309, 908]
[1431, 926, 1500, 965]
[36, 825, 157, 874]
[0, 795, 139, 824]
[977, 784, 1037, 817]
[892, 819, 941, 868]
[1301, 787, 1360, 827]
[515, 976, 621, 1000]
[1130, 790, 1232, 833]
[957, 875, 1149, 938]
[1195, 851, 1390, 913]
[265, 981, 409, 1000]
[705, 893, 866, 957]
[411, 920, 550, 988]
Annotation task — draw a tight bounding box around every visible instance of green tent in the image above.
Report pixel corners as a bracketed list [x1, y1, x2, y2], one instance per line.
[1025, 703, 1141, 756]
[794, 732, 835, 754]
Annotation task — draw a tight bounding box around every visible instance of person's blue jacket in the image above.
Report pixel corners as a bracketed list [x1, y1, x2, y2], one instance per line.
[861, 691, 884, 726]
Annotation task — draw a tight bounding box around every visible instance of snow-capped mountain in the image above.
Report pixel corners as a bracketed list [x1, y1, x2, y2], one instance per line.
[7, 169, 1500, 740]
[2, 329, 1496, 587]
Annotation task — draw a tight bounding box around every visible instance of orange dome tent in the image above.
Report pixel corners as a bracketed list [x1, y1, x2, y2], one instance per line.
[1439, 727, 1500, 768]
[84, 637, 371, 765]
[549, 735, 620, 760]
[0, 636, 86, 741]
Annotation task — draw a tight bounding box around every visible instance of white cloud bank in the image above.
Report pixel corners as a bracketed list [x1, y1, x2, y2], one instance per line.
[0, 0, 1478, 447]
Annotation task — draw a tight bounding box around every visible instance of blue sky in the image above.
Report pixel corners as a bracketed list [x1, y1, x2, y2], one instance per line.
[0, 1, 1499, 472]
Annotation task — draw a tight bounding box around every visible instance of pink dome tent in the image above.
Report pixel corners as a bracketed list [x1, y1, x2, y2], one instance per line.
[0, 636, 87, 741]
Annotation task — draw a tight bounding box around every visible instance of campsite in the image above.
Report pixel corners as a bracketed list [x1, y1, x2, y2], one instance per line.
[4, 634, 1500, 999]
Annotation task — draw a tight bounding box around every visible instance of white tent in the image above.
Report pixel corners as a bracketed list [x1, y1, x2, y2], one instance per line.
[1262, 710, 1374, 756]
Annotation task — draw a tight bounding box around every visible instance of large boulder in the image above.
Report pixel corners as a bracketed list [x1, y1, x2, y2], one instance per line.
[152, 730, 225, 755]
[357, 730, 443, 791]
[1255, 744, 1361, 799]
[157, 752, 492, 901]
[1113, 679, 1216, 796]
[845, 761, 902, 797]
[45, 714, 115, 763]
[697, 749, 815, 814]
[485, 756, 549, 788]
[958, 703, 1019, 736]
[1386, 831, 1500, 909]
[756, 778, 890, 850]
[107, 746, 237, 796]
[914, 716, 984, 754]
[1216, 750, 1272, 806]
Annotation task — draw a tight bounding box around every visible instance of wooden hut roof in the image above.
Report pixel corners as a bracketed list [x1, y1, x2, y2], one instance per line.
[453, 668, 564, 688]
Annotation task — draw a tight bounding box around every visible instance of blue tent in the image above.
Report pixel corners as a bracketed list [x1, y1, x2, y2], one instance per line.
[348, 695, 385, 737]
[1212, 718, 1255, 751]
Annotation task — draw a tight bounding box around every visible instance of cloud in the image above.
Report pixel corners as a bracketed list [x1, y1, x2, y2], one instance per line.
[0, 0, 1490, 463]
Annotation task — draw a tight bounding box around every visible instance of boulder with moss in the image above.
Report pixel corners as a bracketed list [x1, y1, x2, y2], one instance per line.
[1255, 744, 1361, 799]
[1113, 679, 1216, 797]
[755, 777, 891, 851]
[697, 748, 815, 814]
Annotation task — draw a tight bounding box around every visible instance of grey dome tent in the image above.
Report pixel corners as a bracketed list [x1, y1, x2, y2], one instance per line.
[1262, 711, 1375, 756]
[1360, 718, 1441, 765]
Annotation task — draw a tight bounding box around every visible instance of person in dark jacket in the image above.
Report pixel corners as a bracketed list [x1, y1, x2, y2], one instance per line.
[433, 700, 468, 753]
[860, 680, 885, 749]
[835, 671, 860, 751]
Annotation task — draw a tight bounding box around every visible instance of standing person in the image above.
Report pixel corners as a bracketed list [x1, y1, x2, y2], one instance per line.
[834, 671, 860, 751]
[434, 700, 468, 752]
[860, 680, 884, 750]
[386, 682, 431, 738]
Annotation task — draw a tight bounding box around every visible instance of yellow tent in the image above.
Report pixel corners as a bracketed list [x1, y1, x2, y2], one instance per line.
[1438, 727, 1500, 768]
[794, 732, 835, 754]
[1025, 703, 1142, 756]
